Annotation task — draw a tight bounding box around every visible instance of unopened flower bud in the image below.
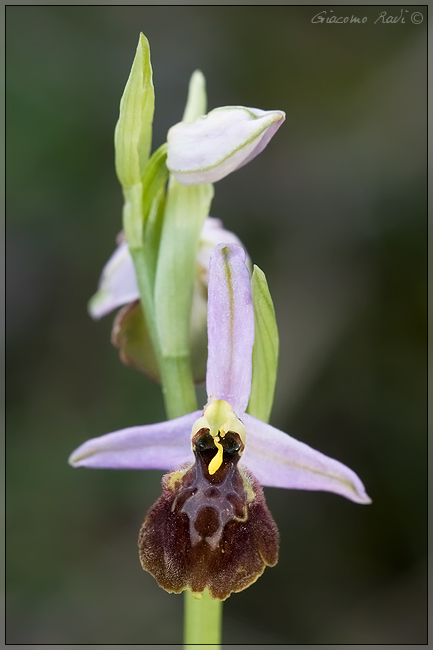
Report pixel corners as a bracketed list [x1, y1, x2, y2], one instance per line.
[167, 106, 285, 185]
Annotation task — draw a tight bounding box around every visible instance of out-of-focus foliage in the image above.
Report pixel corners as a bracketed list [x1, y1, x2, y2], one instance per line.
[6, 5, 426, 644]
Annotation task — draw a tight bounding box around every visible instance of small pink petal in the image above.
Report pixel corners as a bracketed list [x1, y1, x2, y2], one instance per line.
[206, 244, 254, 414]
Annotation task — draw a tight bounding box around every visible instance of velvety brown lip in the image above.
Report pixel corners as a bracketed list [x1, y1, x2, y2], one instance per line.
[138, 428, 279, 600]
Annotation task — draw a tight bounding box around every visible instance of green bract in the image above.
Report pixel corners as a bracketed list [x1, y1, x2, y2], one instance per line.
[247, 266, 279, 424]
[115, 34, 155, 251]
[182, 70, 207, 123]
[114, 33, 154, 189]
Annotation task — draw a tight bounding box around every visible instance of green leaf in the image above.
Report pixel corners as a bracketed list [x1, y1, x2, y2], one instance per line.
[247, 265, 279, 423]
[114, 33, 154, 189]
[182, 70, 207, 123]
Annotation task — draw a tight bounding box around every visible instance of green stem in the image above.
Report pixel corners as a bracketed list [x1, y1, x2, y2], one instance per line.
[130, 250, 160, 361]
[159, 354, 197, 420]
[184, 590, 222, 648]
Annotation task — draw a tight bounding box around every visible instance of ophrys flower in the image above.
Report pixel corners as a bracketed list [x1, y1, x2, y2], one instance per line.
[69, 244, 370, 599]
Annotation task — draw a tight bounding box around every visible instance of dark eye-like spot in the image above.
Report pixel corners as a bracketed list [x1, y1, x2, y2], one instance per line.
[194, 429, 214, 452]
[222, 432, 241, 455]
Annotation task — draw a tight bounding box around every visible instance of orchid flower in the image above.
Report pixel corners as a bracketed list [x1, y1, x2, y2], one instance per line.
[70, 243, 370, 600]
[87, 218, 249, 382]
[88, 218, 247, 321]
[167, 106, 286, 185]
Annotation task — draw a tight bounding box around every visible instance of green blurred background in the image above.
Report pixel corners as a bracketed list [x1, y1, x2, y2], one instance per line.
[6, 5, 426, 644]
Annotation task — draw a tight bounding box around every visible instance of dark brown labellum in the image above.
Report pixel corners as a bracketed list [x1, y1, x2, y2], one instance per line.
[138, 428, 279, 600]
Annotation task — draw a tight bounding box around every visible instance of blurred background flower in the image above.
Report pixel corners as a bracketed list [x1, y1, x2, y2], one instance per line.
[6, 5, 426, 644]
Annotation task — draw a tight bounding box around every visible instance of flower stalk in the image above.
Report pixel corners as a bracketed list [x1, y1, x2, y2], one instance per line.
[154, 178, 213, 419]
[184, 591, 222, 647]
